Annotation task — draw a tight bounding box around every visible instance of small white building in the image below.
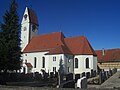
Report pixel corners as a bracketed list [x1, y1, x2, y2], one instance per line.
[20, 7, 97, 75]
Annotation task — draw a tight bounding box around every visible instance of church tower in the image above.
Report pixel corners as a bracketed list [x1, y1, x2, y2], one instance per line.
[21, 7, 39, 51]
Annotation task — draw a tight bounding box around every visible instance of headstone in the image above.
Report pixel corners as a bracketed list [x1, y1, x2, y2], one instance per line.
[99, 71, 102, 84]
[77, 77, 87, 89]
[60, 80, 75, 88]
[55, 72, 58, 78]
[43, 73, 49, 79]
[93, 70, 97, 77]
[34, 72, 42, 81]
[82, 72, 85, 77]
[75, 74, 80, 83]
[66, 73, 73, 81]
[50, 72, 54, 78]
[109, 69, 113, 76]
[106, 71, 109, 79]
[81, 77, 87, 89]
[86, 72, 90, 79]
[91, 69, 94, 77]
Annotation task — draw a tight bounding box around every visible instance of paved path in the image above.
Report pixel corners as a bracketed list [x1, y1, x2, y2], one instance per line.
[100, 71, 120, 89]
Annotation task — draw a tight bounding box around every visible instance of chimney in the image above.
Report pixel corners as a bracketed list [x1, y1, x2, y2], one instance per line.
[102, 48, 105, 56]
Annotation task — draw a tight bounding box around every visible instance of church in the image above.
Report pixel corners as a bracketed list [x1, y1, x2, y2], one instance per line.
[20, 7, 97, 75]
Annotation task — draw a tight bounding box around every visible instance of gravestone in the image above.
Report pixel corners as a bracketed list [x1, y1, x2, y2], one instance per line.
[99, 71, 102, 84]
[91, 69, 94, 77]
[75, 74, 80, 83]
[43, 73, 48, 80]
[106, 71, 109, 79]
[55, 72, 58, 78]
[82, 72, 85, 77]
[60, 80, 75, 88]
[66, 73, 73, 81]
[77, 77, 87, 89]
[86, 72, 90, 79]
[34, 72, 42, 81]
[50, 72, 54, 78]
[93, 70, 97, 77]
[109, 69, 113, 76]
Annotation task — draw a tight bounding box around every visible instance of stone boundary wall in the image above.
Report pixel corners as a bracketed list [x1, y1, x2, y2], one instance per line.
[0, 86, 118, 90]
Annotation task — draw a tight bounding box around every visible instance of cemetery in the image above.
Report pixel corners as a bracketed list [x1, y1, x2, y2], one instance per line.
[0, 68, 118, 89]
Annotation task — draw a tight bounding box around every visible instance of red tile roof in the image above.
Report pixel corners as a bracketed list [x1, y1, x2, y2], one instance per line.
[64, 36, 97, 55]
[24, 32, 96, 56]
[47, 45, 72, 55]
[25, 63, 33, 68]
[24, 32, 65, 53]
[96, 49, 120, 62]
[28, 8, 38, 25]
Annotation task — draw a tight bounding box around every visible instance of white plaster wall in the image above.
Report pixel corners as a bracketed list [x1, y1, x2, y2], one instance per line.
[22, 51, 97, 74]
[48, 54, 64, 73]
[74, 55, 97, 74]
[22, 52, 74, 74]
[23, 52, 66, 74]
[21, 7, 30, 51]
[23, 51, 49, 73]
[93, 56, 97, 72]
[64, 55, 74, 74]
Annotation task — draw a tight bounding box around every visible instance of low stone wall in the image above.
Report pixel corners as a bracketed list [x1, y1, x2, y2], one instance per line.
[0, 86, 118, 90]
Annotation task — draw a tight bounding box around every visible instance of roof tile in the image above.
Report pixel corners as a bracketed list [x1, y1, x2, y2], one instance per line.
[24, 32, 96, 56]
[96, 49, 120, 62]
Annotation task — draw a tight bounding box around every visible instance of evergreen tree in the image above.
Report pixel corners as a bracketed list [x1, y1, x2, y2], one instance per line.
[0, 0, 21, 72]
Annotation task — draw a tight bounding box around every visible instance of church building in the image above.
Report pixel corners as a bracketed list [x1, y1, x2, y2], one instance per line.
[20, 7, 97, 74]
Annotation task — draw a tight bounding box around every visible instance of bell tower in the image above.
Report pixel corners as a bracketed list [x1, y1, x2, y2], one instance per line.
[20, 7, 39, 51]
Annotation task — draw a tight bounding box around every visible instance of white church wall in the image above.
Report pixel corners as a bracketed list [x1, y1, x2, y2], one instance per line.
[21, 7, 39, 52]
[21, 7, 30, 24]
[74, 55, 96, 74]
[23, 51, 49, 73]
[23, 52, 70, 74]
[22, 53, 74, 74]
[48, 54, 64, 73]
[21, 7, 30, 51]
[64, 54, 74, 74]
[21, 23, 30, 51]
[48, 54, 73, 74]
[93, 56, 97, 72]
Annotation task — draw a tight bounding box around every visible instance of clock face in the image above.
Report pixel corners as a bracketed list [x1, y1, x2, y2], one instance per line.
[23, 27, 27, 31]
[24, 14, 27, 20]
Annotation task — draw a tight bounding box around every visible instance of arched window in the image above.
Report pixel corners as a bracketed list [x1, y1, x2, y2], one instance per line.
[42, 57, 45, 68]
[86, 58, 89, 68]
[75, 58, 78, 68]
[34, 57, 37, 68]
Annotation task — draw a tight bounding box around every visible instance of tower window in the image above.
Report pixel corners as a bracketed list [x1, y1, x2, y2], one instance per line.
[32, 25, 37, 32]
[75, 58, 78, 68]
[24, 14, 27, 20]
[23, 27, 27, 31]
[86, 58, 89, 68]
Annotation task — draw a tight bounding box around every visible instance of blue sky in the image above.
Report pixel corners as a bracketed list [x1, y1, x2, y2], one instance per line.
[0, 0, 120, 50]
